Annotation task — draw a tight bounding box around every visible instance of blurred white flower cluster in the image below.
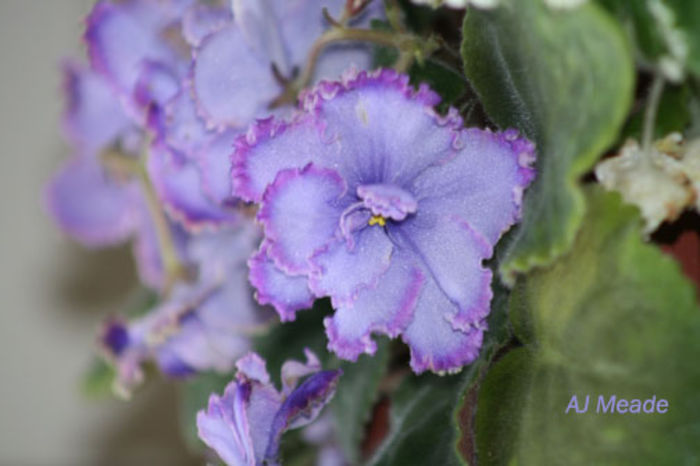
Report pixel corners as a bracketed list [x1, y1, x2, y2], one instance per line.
[596, 133, 700, 234]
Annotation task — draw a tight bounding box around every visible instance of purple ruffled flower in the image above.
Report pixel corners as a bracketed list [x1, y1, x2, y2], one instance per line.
[46, 0, 385, 387]
[197, 350, 341, 466]
[233, 69, 536, 374]
[47, 1, 232, 292]
[50, 0, 385, 247]
[101, 221, 273, 394]
[83, 0, 241, 230]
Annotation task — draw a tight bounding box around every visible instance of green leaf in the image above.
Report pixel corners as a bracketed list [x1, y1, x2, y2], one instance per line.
[370, 19, 400, 69]
[409, 59, 466, 112]
[367, 371, 469, 466]
[179, 371, 231, 453]
[476, 188, 700, 464]
[461, 0, 634, 283]
[473, 348, 533, 466]
[332, 339, 390, 464]
[253, 300, 334, 385]
[81, 357, 117, 399]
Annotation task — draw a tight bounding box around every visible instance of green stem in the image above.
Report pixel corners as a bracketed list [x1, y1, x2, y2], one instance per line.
[271, 25, 437, 107]
[137, 154, 186, 295]
[642, 74, 665, 153]
[385, 0, 406, 33]
[101, 148, 186, 295]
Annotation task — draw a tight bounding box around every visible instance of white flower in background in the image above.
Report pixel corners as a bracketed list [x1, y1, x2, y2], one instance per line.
[595, 134, 698, 234]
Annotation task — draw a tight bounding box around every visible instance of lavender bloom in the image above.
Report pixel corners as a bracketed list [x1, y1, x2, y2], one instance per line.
[197, 351, 341, 466]
[84, 0, 240, 230]
[191, 0, 383, 129]
[47, 62, 181, 289]
[50, 0, 385, 246]
[47, 1, 230, 292]
[101, 221, 273, 394]
[233, 69, 536, 374]
[47, 0, 385, 387]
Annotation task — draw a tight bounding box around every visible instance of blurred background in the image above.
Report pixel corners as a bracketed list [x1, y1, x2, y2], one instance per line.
[0, 1, 198, 464]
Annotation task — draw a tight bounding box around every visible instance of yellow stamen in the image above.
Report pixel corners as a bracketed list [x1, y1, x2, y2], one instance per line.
[368, 215, 386, 227]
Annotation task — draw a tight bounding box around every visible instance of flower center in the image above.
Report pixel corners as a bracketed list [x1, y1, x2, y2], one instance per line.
[357, 184, 417, 225]
[339, 184, 417, 247]
[368, 215, 387, 227]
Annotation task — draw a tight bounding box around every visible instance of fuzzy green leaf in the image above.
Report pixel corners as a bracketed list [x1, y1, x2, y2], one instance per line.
[367, 371, 469, 466]
[476, 188, 700, 464]
[253, 300, 333, 385]
[332, 340, 390, 464]
[462, 0, 634, 282]
[409, 60, 466, 111]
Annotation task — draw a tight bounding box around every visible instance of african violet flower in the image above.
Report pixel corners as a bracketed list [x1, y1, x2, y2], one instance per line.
[49, 0, 387, 391]
[197, 350, 341, 466]
[233, 69, 536, 374]
[83, 0, 241, 230]
[191, 0, 383, 129]
[101, 221, 272, 394]
[50, 0, 385, 250]
[47, 62, 182, 290]
[57, 0, 385, 235]
[47, 0, 234, 292]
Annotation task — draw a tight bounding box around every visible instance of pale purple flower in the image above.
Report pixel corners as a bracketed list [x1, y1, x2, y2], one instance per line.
[190, 0, 383, 129]
[197, 351, 341, 466]
[233, 69, 536, 374]
[83, 0, 240, 230]
[101, 221, 273, 394]
[47, 0, 385, 386]
[46, 62, 184, 289]
[46, 0, 233, 292]
[50, 0, 385, 246]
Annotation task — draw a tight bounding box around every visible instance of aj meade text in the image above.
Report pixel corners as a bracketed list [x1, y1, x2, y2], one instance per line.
[565, 395, 669, 414]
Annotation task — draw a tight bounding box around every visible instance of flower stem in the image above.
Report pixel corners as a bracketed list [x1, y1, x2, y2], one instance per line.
[101, 148, 186, 295]
[642, 74, 665, 153]
[137, 154, 186, 295]
[271, 24, 438, 108]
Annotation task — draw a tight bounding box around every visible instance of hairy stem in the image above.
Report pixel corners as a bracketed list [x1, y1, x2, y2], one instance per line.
[101, 148, 186, 295]
[642, 74, 665, 153]
[271, 23, 438, 107]
[137, 154, 186, 295]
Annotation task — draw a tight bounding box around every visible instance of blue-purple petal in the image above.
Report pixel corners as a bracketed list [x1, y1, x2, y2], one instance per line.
[258, 164, 348, 274]
[248, 244, 315, 321]
[61, 63, 131, 150]
[147, 142, 239, 230]
[192, 24, 280, 129]
[45, 154, 140, 247]
[264, 370, 342, 463]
